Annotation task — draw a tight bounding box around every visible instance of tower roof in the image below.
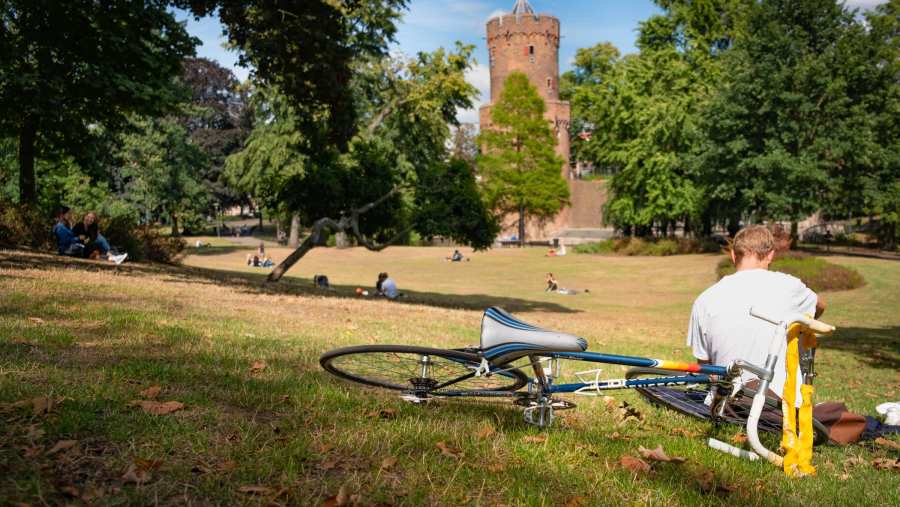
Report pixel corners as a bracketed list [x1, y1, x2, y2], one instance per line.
[511, 0, 534, 15]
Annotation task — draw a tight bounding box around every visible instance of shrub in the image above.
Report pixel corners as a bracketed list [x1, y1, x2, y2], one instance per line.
[574, 237, 721, 256]
[103, 216, 185, 263]
[573, 240, 616, 254]
[0, 202, 53, 249]
[716, 252, 865, 292]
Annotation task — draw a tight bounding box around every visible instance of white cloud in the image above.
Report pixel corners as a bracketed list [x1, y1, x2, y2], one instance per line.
[457, 62, 491, 124]
[842, 0, 888, 9]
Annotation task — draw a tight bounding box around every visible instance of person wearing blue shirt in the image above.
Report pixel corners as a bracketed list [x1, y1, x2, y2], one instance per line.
[53, 207, 84, 257]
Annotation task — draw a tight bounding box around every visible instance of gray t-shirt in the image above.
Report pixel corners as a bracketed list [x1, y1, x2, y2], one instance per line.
[687, 269, 817, 403]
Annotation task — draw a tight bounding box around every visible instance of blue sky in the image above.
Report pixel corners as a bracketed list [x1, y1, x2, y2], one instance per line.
[176, 0, 888, 123]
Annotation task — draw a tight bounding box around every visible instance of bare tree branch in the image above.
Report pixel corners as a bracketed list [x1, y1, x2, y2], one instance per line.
[266, 184, 408, 282]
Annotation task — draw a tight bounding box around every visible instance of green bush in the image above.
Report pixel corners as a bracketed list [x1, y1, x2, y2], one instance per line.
[0, 202, 53, 249]
[102, 217, 185, 263]
[574, 237, 721, 256]
[716, 252, 865, 292]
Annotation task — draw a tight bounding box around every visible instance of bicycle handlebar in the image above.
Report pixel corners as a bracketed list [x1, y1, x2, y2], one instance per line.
[749, 307, 835, 335]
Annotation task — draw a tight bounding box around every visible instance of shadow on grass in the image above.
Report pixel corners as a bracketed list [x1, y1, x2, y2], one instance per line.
[822, 325, 900, 371]
[187, 245, 254, 256]
[0, 248, 579, 314]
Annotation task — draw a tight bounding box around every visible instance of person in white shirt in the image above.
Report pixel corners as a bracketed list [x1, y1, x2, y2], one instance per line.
[376, 272, 399, 300]
[688, 225, 825, 402]
[685, 226, 884, 444]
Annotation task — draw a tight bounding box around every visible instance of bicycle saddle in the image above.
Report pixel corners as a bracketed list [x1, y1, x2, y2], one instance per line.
[480, 307, 587, 355]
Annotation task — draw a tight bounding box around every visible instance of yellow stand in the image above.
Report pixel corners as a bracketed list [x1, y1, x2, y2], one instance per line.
[782, 324, 817, 477]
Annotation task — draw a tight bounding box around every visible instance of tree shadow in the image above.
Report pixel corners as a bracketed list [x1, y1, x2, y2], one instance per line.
[187, 245, 254, 256]
[821, 325, 900, 370]
[0, 249, 579, 314]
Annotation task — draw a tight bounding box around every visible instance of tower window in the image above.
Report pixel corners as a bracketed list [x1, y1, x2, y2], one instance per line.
[529, 45, 534, 55]
[547, 77, 552, 89]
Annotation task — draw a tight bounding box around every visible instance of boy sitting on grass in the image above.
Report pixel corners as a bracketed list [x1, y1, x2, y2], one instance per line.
[688, 225, 896, 443]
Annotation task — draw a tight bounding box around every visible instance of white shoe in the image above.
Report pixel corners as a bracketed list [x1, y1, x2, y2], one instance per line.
[876, 402, 900, 425]
[111, 253, 128, 265]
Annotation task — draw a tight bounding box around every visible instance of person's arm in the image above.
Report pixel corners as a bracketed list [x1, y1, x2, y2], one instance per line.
[814, 292, 826, 318]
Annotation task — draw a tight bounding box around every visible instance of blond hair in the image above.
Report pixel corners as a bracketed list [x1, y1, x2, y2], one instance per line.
[732, 225, 775, 262]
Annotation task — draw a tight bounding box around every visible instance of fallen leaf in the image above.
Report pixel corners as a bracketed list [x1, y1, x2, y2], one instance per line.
[602, 396, 617, 409]
[46, 440, 77, 456]
[323, 485, 351, 507]
[436, 441, 462, 459]
[250, 360, 267, 374]
[121, 464, 152, 484]
[27, 317, 45, 324]
[475, 425, 496, 439]
[23, 445, 43, 458]
[139, 385, 161, 399]
[638, 445, 686, 463]
[872, 457, 900, 471]
[380, 456, 398, 470]
[487, 463, 506, 473]
[366, 408, 397, 419]
[320, 459, 340, 471]
[128, 400, 185, 415]
[731, 433, 749, 444]
[238, 485, 273, 495]
[217, 460, 237, 472]
[31, 396, 50, 417]
[843, 456, 867, 468]
[874, 437, 900, 451]
[695, 468, 737, 496]
[57, 485, 80, 498]
[564, 496, 587, 507]
[838, 473, 850, 481]
[672, 427, 699, 438]
[607, 431, 632, 441]
[618, 455, 651, 474]
[523, 434, 547, 444]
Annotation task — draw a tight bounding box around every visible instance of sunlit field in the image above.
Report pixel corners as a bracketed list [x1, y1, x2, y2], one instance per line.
[2, 244, 898, 505]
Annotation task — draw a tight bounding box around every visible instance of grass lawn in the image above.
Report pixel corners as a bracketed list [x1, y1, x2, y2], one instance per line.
[1, 243, 898, 506]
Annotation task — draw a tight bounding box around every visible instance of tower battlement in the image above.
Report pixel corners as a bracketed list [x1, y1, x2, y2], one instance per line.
[485, 13, 561, 102]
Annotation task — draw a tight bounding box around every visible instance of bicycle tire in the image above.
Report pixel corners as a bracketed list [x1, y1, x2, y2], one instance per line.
[625, 367, 829, 446]
[320, 345, 529, 395]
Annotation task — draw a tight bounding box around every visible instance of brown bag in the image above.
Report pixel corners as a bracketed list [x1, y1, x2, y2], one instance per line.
[813, 402, 866, 445]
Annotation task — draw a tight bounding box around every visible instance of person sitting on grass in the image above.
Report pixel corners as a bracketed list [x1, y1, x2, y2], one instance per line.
[447, 249, 465, 262]
[53, 207, 85, 257]
[376, 272, 399, 300]
[53, 207, 127, 264]
[545, 272, 559, 292]
[687, 225, 897, 443]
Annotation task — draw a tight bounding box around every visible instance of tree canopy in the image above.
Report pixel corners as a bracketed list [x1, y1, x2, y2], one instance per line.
[0, 0, 198, 203]
[226, 44, 499, 281]
[477, 72, 569, 244]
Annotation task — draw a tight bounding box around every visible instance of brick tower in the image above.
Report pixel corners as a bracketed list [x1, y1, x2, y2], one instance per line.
[480, 0, 608, 243]
[478, 0, 571, 174]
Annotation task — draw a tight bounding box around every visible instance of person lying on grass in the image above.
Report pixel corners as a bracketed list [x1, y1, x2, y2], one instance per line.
[53, 207, 127, 264]
[688, 225, 897, 443]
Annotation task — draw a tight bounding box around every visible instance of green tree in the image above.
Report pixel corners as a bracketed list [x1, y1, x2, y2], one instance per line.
[178, 57, 251, 215]
[177, 0, 407, 152]
[0, 0, 197, 204]
[564, 0, 747, 236]
[118, 117, 209, 236]
[696, 0, 894, 238]
[227, 45, 498, 281]
[477, 72, 568, 245]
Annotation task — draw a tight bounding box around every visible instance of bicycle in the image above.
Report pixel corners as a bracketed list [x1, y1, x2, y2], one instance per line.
[321, 306, 835, 468]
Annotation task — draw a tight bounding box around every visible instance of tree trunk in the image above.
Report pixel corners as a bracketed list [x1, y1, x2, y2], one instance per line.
[790, 221, 799, 249]
[518, 206, 526, 247]
[170, 213, 180, 237]
[259, 210, 263, 230]
[18, 116, 37, 204]
[288, 212, 301, 248]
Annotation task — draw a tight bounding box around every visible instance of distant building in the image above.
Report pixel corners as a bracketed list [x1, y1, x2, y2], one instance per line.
[478, 0, 608, 242]
[478, 0, 571, 177]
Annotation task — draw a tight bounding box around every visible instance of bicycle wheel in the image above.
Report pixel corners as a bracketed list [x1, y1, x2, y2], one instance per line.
[626, 367, 829, 445]
[320, 345, 529, 395]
